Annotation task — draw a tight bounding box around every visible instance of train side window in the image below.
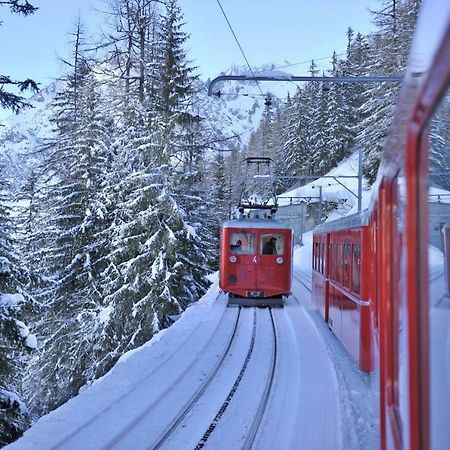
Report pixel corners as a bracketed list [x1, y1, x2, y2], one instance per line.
[260, 234, 284, 255]
[331, 244, 337, 281]
[321, 243, 325, 274]
[351, 245, 361, 294]
[329, 244, 334, 280]
[427, 84, 450, 449]
[317, 243, 321, 273]
[316, 242, 320, 270]
[343, 243, 351, 289]
[230, 232, 255, 254]
[336, 244, 343, 284]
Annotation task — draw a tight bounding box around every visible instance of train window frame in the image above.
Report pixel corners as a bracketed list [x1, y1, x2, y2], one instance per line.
[259, 233, 284, 255]
[229, 232, 256, 255]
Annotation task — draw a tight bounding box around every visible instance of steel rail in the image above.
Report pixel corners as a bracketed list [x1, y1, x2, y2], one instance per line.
[242, 308, 278, 450]
[293, 272, 312, 293]
[48, 293, 228, 450]
[195, 308, 258, 449]
[149, 306, 242, 449]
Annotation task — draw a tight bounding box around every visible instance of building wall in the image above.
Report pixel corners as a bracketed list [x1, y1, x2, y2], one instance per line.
[274, 203, 316, 245]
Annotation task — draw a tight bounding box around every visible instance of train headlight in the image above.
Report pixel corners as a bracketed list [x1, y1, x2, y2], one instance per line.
[276, 256, 284, 264]
[229, 255, 237, 263]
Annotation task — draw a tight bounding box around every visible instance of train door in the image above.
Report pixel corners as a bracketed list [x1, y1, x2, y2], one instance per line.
[256, 231, 287, 294]
[229, 230, 257, 291]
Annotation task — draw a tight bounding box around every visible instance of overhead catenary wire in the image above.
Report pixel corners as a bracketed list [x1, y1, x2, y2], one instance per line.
[273, 52, 346, 70]
[215, 0, 265, 97]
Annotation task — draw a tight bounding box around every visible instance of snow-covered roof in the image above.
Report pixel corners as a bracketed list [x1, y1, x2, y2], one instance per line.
[314, 209, 370, 234]
[278, 152, 368, 209]
[429, 185, 450, 204]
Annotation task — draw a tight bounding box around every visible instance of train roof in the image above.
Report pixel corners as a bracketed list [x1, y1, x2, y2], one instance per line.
[222, 218, 292, 230]
[313, 209, 370, 234]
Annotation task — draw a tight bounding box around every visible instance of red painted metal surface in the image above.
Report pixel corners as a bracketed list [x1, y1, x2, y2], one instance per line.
[313, 227, 372, 372]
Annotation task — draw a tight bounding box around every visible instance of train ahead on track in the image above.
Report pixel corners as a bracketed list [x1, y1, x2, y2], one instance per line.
[219, 219, 293, 307]
[311, 2, 450, 449]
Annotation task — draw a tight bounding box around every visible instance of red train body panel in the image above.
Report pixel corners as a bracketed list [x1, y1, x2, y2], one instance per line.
[219, 219, 293, 306]
[313, 218, 373, 372]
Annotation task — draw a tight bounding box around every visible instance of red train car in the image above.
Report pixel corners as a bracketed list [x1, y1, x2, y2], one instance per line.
[312, 2, 450, 449]
[313, 214, 373, 372]
[219, 218, 293, 306]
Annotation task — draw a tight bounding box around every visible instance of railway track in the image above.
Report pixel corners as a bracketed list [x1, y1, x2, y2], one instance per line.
[149, 306, 244, 449]
[156, 307, 279, 450]
[293, 271, 312, 293]
[23, 297, 280, 450]
[46, 293, 235, 450]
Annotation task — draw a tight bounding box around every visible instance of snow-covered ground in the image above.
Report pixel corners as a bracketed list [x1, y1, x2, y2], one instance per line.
[5, 236, 379, 450]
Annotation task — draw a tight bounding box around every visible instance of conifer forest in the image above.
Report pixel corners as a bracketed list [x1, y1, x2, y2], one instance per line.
[0, 0, 432, 446]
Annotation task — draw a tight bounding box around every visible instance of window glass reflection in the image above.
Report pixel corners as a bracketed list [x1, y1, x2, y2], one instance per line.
[427, 86, 450, 450]
[230, 232, 255, 254]
[259, 234, 284, 255]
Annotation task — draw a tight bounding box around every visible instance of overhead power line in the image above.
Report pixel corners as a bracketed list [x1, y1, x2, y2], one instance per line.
[274, 53, 346, 70]
[215, 0, 265, 97]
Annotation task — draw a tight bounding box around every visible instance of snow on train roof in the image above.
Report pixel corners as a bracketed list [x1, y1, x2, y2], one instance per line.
[222, 218, 292, 230]
[314, 209, 371, 234]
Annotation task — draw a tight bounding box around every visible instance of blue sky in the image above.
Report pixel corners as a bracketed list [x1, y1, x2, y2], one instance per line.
[1, 0, 379, 91]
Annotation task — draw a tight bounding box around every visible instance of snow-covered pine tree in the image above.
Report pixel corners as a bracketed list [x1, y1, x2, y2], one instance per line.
[324, 52, 352, 170]
[358, 0, 420, 182]
[15, 170, 44, 277]
[272, 100, 291, 194]
[305, 62, 329, 175]
[429, 96, 450, 190]
[25, 22, 114, 414]
[154, 0, 213, 304]
[87, 0, 213, 378]
[282, 87, 310, 179]
[0, 164, 36, 446]
[211, 150, 230, 222]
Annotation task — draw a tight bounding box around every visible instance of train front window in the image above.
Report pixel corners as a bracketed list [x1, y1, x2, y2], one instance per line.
[229, 232, 255, 254]
[260, 234, 284, 255]
[427, 84, 450, 449]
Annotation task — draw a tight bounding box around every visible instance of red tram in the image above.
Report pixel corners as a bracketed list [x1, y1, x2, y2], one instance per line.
[312, 2, 450, 449]
[219, 218, 293, 307]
